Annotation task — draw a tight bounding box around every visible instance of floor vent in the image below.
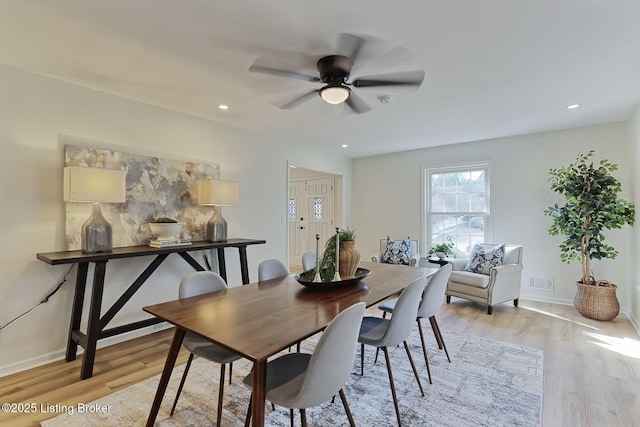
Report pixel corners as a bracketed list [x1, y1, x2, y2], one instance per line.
[529, 276, 554, 291]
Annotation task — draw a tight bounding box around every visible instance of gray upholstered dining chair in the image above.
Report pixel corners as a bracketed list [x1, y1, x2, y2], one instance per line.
[302, 252, 316, 271]
[378, 264, 453, 384]
[243, 302, 366, 427]
[358, 278, 426, 427]
[170, 271, 242, 426]
[258, 258, 289, 281]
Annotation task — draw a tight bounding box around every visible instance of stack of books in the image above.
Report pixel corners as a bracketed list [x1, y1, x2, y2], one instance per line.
[149, 238, 192, 248]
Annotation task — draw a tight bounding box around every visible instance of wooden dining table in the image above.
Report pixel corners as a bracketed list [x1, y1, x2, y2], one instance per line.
[143, 261, 437, 427]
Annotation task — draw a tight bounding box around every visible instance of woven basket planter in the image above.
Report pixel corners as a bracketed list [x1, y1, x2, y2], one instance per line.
[574, 281, 620, 321]
[339, 241, 360, 279]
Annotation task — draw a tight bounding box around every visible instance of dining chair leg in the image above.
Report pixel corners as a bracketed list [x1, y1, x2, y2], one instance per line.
[244, 394, 252, 427]
[416, 320, 433, 384]
[170, 353, 194, 416]
[382, 346, 402, 427]
[300, 408, 307, 427]
[422, 316, 443, 349]
[339, 388, 356, 427]
[430, 316, 451, 362]
[290, 408, 295, 427]
[289, 339, 303, 352]
[229, 361, 233, 384]
[374, 347, 380, 363]
[404, 340, 425, 395]
[360, 343, 365, 376]
[216, 363, 226, 427]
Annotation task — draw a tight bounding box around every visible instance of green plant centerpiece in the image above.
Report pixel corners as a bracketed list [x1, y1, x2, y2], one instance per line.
[544, 150, 635, 320]
[300, 228, 358, 281]
[428, 237, 455, 259]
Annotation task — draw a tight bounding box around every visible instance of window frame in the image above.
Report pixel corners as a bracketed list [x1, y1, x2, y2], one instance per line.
[422, 162, 491, 257]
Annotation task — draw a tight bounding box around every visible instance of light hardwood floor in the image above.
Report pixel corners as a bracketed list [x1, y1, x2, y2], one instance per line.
[1, 298, 639, 426]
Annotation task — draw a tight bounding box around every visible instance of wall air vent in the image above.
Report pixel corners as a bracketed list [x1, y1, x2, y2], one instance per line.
[529, 276, 554, 291]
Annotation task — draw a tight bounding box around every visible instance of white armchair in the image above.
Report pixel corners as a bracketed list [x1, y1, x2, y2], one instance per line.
[371, 238, 420, 267]
[446, 243, 523, 314]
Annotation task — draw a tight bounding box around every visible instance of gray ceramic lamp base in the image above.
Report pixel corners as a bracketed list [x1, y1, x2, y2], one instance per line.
[81, 202, 113, 253]
[207, 206, 228, 242]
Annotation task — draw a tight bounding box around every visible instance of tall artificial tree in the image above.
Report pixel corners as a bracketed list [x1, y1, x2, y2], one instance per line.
[544, 151, 635, 285]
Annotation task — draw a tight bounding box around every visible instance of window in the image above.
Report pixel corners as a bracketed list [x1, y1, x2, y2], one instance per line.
[424, 163, 489, 256]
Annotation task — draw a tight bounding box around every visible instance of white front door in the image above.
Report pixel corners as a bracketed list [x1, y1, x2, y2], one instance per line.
[289, 177, 334, 266]
[305, 178, 334, 258]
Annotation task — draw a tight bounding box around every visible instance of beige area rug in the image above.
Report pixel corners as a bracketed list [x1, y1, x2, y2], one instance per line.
[41, 329, 543, 427]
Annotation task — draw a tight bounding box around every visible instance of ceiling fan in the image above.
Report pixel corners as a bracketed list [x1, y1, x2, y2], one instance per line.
[248, 33, 426, 114]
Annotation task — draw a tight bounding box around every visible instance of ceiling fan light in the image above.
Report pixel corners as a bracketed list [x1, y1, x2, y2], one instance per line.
[320, 86, 350, 104]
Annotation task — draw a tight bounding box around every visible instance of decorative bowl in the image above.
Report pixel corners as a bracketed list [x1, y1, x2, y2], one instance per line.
[149, 222, 182, 240]
[295, 268, 370, 290]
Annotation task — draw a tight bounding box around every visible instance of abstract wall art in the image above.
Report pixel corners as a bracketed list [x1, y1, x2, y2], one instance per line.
[64, 144, 220, 250]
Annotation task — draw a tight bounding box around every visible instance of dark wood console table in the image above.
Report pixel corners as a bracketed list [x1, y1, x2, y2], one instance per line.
[36, 238, 266, 379]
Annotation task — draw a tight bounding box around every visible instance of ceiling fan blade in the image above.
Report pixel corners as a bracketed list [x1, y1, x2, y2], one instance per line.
[355, 45, 414, 73]
[249, 64, 320, 82]
[279, 90, 320, 109]
[344, 91, 371, 114]
[352, 70, 426, 88]
[336, 33, 368, 64]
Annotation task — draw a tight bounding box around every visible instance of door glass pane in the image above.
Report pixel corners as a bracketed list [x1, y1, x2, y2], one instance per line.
[288, 198, 296, 220]
[313, 197, 323, 220]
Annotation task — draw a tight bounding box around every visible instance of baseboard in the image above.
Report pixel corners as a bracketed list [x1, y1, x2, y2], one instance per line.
[0, 322, 173, 378]
[519, 293, 573, 306]
[520, 294, 639, 335]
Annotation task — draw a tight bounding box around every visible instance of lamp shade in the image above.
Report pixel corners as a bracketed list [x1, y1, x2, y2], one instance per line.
[198, 179, 239, 206]
[63, 166, 126, 203]
[320, 85, 350, 104]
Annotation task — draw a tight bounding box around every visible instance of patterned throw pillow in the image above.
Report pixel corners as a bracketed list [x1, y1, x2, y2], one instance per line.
[382, 237, 411, 265]
[463, 243, 506, 274]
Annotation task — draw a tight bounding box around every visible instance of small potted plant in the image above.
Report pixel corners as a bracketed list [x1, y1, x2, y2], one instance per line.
[544, 151, 635, 320]
[428, 238, 455, 260]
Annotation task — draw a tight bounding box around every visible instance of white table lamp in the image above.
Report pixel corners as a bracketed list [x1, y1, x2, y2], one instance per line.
[198, 179, 239, 242]
[63, 166, 126, 253]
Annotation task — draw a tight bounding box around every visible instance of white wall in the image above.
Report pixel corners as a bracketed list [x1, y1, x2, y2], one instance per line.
[0, 65, 351, 376]
[352, 122, 633, 310]
[627, 105, 640, 331]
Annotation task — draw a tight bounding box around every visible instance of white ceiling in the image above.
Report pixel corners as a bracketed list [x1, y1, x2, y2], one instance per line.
[2, 1, 640, 158]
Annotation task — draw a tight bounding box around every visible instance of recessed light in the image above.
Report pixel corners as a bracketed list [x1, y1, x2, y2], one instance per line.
[567, 103, 580, 109]
[218, 104, 229, 110]
[341, 144, 348, 148]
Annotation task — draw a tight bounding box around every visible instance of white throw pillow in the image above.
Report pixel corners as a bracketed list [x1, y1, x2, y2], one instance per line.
[463, 243, 506, 275]
[382, 237, 411, 265]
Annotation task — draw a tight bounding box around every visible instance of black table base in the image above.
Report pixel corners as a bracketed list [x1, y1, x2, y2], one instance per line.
[37, 239, 265, 379]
